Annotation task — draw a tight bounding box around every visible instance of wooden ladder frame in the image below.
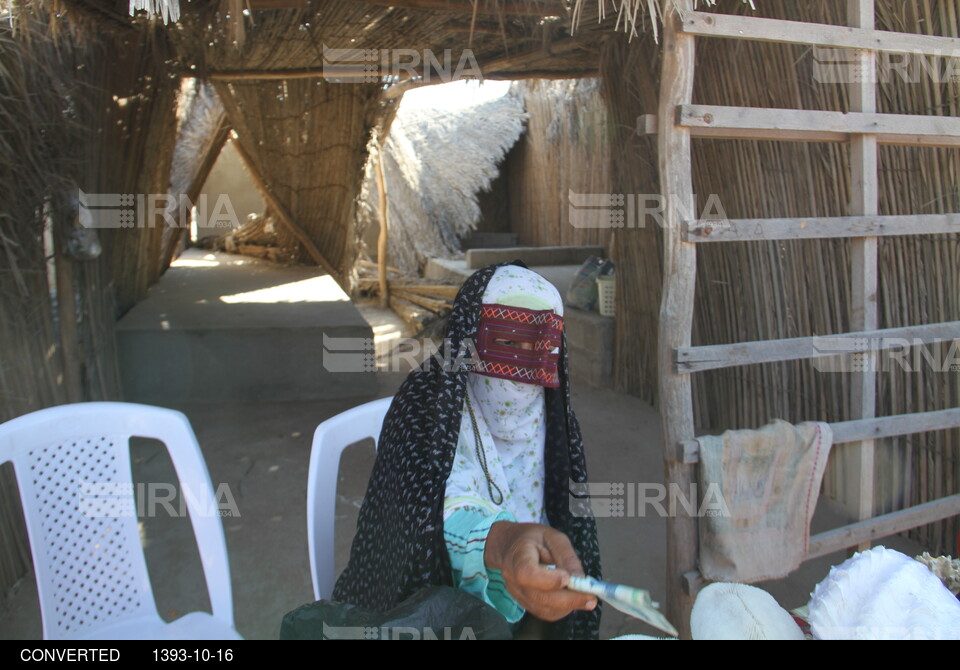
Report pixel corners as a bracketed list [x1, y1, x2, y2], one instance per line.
[656, 0, 960, 637]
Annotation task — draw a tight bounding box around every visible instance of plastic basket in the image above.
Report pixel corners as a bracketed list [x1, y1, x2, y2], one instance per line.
[596, 275, 616, 317]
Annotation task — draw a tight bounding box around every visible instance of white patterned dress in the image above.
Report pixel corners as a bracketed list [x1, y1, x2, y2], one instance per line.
[443, 266, 563, 622]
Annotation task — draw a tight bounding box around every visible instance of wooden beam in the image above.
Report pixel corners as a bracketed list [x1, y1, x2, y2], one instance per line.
[482, 68, 599, 80]
[203, 36, 597, 85]
[248, 0, 305, 8]
[668, 408, 960, 467]
[679, 10, 960, 56]
[669, 408, 960, 467]
[392, 289, 450, 314]
[356, 0, 567, 17]
[446, 23, 532, 37]
[807, 494, 960, 559]
[251, 0, 566, 11]
[637, 113, 658, 136]
[208, 68, 596, 82]
[388, 283, 459, 299]
[657, 0, 698, 641]
[53, 231, 83, 404]
[207, 69, 334, 81]
[479, 38, 599, 79]
[383, 79, 428, 100]
[230, 135, 340, 279]
[676, 439, 701, 465]
[684, 213, 960, 242]
[642, 111, 960, 147]
[848, 0, 879, 551]
[677, 104, 960, 147]
[380, 65, 597, 100]
[830, 408, 960, 445]
[674, 320, 960, 373]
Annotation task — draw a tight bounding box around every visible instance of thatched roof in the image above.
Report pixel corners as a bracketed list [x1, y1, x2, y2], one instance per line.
[358, 87, 528, 274]
[5, 0, 632, 288]
[169, 80, 228, 201]
[4, 0, 693, 291]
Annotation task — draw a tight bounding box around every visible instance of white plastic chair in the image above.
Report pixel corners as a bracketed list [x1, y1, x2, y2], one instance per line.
[307, 396, 393, 601]
[0, 402, 242, 640]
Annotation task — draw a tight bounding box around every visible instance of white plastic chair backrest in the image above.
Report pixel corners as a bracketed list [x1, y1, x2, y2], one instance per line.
[0, 402, 235, 639]
[307, 396, 393, 602]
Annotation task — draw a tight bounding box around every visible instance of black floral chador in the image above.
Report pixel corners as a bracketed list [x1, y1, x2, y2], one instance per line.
[332, 261, 602, 639]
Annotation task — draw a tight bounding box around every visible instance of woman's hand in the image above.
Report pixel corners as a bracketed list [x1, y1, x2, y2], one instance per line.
[484, 521, 598, 622]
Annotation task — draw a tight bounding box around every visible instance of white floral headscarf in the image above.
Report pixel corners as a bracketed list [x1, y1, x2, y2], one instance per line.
[444, 266, 563, 523]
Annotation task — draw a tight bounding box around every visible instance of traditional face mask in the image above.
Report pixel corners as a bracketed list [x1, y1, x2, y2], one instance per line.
[472, 303, 564, 387]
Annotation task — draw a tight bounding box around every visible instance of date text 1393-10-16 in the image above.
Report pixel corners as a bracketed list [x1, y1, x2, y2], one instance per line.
[153, 649, 234, 662]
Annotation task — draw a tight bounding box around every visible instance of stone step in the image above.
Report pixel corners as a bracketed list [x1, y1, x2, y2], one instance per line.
[465, 245, 606, 270]
[461, 232, 519, 250]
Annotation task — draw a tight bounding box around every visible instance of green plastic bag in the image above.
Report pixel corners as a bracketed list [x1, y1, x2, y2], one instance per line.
[567, 256, 614, 311]
[280, 586, 515, 640]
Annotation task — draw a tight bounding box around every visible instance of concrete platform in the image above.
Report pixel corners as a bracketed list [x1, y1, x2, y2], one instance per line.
[117, 250, 375, 403]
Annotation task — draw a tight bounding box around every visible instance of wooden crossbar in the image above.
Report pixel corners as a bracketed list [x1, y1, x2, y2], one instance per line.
[807, 495, 960, 559]
[674, 321, 960, 373]
[678, 104, 960, 147]
[684, 213, 960, 242]
[678, 408, 960, 465]
[679, 10, 960, 56]
[681, 493, 960, 597]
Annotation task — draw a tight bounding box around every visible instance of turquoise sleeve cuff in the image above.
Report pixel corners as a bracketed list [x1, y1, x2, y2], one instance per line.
[444, 507, 525, 624]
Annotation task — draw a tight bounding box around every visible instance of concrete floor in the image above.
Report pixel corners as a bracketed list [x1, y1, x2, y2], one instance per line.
[0, 374, 671, 639]
[0, 252, 928, 640]
[116, 250, 376, 403]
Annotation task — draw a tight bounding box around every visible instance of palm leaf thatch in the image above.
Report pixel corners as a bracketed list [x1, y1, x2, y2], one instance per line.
[570, 0, 751, 42]
[149, 79, 232, 270]
[506, 77, 612, 247]
[0, 13, 97, 601]
[358, 89, 528, 275]
[170, 79, 228, 202]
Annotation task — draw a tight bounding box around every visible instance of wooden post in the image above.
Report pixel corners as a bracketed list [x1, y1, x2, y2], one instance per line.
[847, 0, 878, 550]
[375, 145, 390, 308]
[53, 229, 83, 404]
[374, 97, 403, 308]
[657, 0, 698, 639]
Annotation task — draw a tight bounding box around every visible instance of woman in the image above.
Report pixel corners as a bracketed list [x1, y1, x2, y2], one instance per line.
[333, 261, 601, 639]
